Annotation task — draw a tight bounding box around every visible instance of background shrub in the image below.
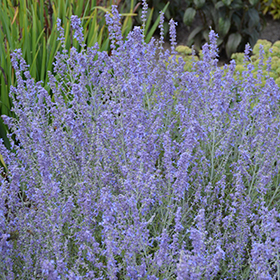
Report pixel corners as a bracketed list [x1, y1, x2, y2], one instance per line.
[174, 38, 280, 88]
[261, 0, 280, 19]
[143, 0, 267, 60]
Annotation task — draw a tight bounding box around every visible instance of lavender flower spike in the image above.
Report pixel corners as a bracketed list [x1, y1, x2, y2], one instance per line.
[71, 15, 85, 47]
[158, 11, 164, 53]
[141, 0, 149, 38]
[169, 18, 177, 54]
[56, 18, 65, 48]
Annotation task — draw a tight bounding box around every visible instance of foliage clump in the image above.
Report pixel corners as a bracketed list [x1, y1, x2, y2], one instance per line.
[175, 38, 280, 88]
[140, 0, 266, 59]
[261, 0, 280, 19]
[1, 3, 280, 279]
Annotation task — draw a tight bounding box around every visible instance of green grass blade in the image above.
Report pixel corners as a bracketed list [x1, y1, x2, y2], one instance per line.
[46, 40, 61, 73]
[30, 45, 41, 78]
[145, 2, 170, 43]
[0, 152, 8, 172]
[40, 37, 46, 83]
[0, 1, 13, 49]
[31, 4, 37, 78]
[145, 7, 154, 36]
[101, 36, 110, 52]
[75, 0, 83, 17]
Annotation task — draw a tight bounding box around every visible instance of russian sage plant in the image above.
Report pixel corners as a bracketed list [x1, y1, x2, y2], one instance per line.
[1, 3, 280, 279]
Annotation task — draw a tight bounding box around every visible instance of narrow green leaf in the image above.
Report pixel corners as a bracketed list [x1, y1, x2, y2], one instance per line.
[0, 2, 12, 49]
[82, 0, 91, 27]
[101, 36, 110, 52]
[89, 24, 99, 48]
[145, 8, 154, 36]
[0, 80, 9, 117]
[40, 38, 46, 83]
[145, 2, 170, 43]
[98, 25, 106, 49]
[30, 46, 41, 78]
[83, 7, 97, 30]
[65, 19, 71, 50]
[46, 40, 61, 73]
[89, 6, 112, 16]
[23, 1, 31, 67]
[31, 5, 37, 78]
[187, 25, 204, 46]
[87, 11, 98, 47]
[76, 0, 83, 17]
[0, 152, 8, 172]
[122, 16, 132, 38]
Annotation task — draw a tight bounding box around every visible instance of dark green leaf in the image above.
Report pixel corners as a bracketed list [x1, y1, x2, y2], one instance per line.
[232, 14, 241, 30]
[163, 22, 169, 37]
[217, 37, 223, 46]
[194, 0, 206, 9]
[249, 0, 259, 6]
[165, 8, 171, 19]
[248, 29, 260, 47]
[231, 0, 243, 9]
[202, 29, 210, 42]
[183, 8, 196, 26]
[210, 8, 219, 28]
[215, 1, 225, 9]
[218, 17, 231, 37]
[194, 33, 202, 52]
[187, 25, 205, 46]
[222, 0, 232, 6]
[226, 32, 242, 58]
[247, 8, 260, 28]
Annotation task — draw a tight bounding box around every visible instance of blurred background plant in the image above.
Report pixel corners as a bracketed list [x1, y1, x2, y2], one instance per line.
[134, 0, 181, 38]
[173, 38, 280, 89]
[182, 0, 266, 59]
[143, 0, 269, 60]
[0, 0, 166, 173]
[261, 0, 280, 19]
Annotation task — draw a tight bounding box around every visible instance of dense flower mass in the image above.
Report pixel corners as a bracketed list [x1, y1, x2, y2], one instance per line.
[1, 2, 280, 279]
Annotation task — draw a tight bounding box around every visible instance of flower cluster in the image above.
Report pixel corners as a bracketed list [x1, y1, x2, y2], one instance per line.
[1, 2, 280, 279]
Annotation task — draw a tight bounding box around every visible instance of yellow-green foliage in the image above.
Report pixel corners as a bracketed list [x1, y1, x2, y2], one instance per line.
[261, 0, 280, 19]
[231, 53, 245, 64]
[226, 39, 280, 87]
[174, 45, 199, 72]
[175, 45, 193, 55]
[168, 46, 199, 72]
[252, 39, 272, 58]
[250, 39, 280, 87]
[173, 40, 280, 88]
